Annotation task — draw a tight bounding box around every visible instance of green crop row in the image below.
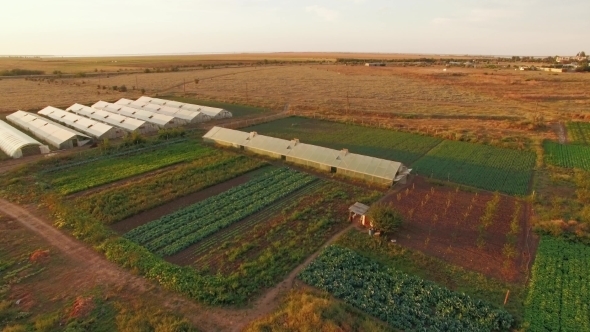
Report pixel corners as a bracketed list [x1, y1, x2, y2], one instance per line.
[413, 140, 535, 195]
[50, 141, 212, 195]
[243, 116, 442, 165]
[300, 246, 513, 331]
[524, 237, 590, 332]
[76, 153, 266, 224]
[566, 122, 590, 145]
[125, 168, 316, 256]
[544, 140, 590, 171]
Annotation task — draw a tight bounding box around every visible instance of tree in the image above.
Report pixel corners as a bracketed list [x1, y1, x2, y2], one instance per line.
[368, 203, 403, 234]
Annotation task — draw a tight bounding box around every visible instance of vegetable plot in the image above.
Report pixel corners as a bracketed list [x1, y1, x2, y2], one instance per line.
[412, 140, 535, 195]
[299, 246, 514, 332]
[525, 237, 590, 332]
[125, 168, 316, 256]
[566, 122, 590, 145]
[544, 140, 590, 171]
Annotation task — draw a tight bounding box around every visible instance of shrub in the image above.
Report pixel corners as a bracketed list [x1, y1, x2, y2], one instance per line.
[368, 203, 403, 234]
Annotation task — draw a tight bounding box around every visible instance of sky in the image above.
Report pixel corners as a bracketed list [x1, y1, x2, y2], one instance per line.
[1, 0, 588, 56]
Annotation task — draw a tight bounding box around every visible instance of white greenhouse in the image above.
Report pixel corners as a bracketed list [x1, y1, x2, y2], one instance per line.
[137, 96, 232, 119]
[91, 101, 179, 128]
[7, 111, 92, 149]
[66, 103, 157, 135]
[203, 126, 410, 186]
[0, 120, 48, 158]
[115, 98, 210, 124]
[38, 106, 122, 140]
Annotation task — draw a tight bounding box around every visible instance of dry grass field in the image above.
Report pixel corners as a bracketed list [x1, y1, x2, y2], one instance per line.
[1, 54, 589, 145]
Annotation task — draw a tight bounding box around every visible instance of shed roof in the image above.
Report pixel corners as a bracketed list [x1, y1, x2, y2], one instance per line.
[38, 106, 114, 138]
[6, 111, 91, 147]
[91, 101, 174, 127]
[349, 202, 370, 216]
[137, 96, 231, 118]
[66, 103, 146, 132]
[203, 127, 405, 183]
[0, 120, 42, 158]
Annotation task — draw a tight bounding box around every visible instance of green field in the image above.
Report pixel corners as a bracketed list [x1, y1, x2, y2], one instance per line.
[525, 237, 590, 331]
[76, 154, 265, 224]
[544, 140, 590, 171]
[566, 122, 590, 145]
[125, 168, 316, 256]
[164, 95, 268, 117]
[413, 140, 536, 195]
[299, 245, 514, 331]
[245, 117, 536, 195]
[48, 141, 212, 195]
[244, 116, 442, 165]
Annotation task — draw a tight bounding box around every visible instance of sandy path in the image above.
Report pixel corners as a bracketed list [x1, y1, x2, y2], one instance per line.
[0, 198, 346, 331]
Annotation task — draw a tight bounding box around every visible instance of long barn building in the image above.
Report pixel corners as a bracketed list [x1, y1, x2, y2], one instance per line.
[203, 126, 410, 186]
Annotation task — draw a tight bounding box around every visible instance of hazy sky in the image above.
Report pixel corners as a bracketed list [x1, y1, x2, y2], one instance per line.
[1, 0, 588, 56]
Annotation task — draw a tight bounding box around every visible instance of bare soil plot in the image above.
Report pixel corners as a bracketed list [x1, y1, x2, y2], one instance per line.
[381, 177, 532, 282]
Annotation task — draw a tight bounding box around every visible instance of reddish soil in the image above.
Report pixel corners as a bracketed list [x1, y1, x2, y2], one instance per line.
[110, 171, 258, 234]
[380, 176, 530, 282]
[29, 249, 50, 263]
[68, 296, 95, 319]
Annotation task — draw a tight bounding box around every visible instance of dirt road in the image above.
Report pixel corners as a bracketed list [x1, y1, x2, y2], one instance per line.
[0, 198, 344, 331]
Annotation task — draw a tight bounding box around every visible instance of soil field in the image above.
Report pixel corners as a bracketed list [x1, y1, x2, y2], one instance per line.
[381, 176, 531, 282]
[111, 168, 271, 234]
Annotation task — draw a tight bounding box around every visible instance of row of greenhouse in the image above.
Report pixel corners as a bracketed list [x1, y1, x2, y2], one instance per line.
[0, 96, 232, 158]
[203, 126, 411, 186]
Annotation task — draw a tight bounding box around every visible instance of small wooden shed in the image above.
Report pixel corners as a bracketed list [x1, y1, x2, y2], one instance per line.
[348, 202, 370, 226]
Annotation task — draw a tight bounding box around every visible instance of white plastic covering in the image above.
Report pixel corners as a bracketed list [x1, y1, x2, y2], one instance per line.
[115, 98, 210, 124]
[137, 96, 232, 119]
[203, 126, 405, 185]
[6, 111, 91, 149]
[91, 101, 178, 128]
[0, 120, 44, 158]
[66, 103, 156, 134]
[38, 106, 121, 140]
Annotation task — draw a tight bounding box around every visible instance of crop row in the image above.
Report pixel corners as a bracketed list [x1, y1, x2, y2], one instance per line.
[566, 122, 590, 145]
[525, 236, 590, 332]
[50, 142, 212, 195]
[299, 245, 514, 332]
[125, 168, 317, 256]
[544, 140, 590, 171]
[77, 154, 265, 224]
[40, 138, 187, 174]
[413, 140, 535, 195]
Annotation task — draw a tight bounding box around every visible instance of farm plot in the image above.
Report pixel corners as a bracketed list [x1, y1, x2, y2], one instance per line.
[382, 177, 528, 282]
[76, 154, 265, 224]
[525, 237, 590, 332]
[412, 140, 536, 195]
[566, 121, 590, 145]
[544, 140, 590, 171]
[243, 116, 442, 165]
[299, 246, 514, 332]
[48, 141, 213, 195]
[171, 180, 380, 294]
[125, 168, 316, 256]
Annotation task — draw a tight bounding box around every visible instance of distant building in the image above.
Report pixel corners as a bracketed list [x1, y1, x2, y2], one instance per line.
[365, 63, 385, 67]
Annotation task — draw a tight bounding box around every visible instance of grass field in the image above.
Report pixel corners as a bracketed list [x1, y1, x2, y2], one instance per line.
[244, 116, 442, 165]
[525, 237, 590, 331]
[244, 117, 536, 195]
[566, 122, 590, 144]
[544, 140, 590, 171]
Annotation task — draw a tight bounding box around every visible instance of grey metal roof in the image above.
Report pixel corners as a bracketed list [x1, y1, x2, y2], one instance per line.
[66, 103, 147, 132]
[0, 120, 42, 158]
[6, 110, 91, 148]
[115, 98, 210, 123]
[349, 202, 370, 215]
[203, 126, 404, 182]
[38, 106, 114, 139]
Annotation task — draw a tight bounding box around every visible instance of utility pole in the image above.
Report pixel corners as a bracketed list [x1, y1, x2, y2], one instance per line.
[246, 82, 249, 104]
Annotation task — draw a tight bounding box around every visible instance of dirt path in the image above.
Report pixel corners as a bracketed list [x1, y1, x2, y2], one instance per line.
[0, 198, 350, 332]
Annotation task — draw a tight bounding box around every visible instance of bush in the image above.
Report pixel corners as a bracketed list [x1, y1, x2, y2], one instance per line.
[367, 203, 403, 234]
[0, 69, 44, 76]
[122, 132, 146, 147]
[119, 85, 127, 92]
[158, 128, 186, 140]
